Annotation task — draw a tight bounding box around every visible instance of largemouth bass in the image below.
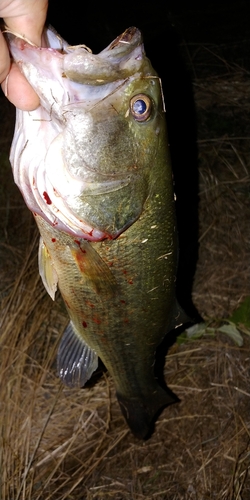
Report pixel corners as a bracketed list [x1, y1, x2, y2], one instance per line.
[8, 26, 186, 439]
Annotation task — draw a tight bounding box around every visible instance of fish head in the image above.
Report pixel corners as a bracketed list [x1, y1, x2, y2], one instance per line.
[9, 27, 166, 240]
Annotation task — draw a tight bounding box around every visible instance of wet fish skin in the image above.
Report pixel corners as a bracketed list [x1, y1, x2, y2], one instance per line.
[8, 27, 184, 438]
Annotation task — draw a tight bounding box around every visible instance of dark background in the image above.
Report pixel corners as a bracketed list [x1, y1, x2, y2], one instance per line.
[47, 0, 250, 49]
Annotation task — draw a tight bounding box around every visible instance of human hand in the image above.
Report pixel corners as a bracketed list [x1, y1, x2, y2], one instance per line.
[0, 0, 48, 110]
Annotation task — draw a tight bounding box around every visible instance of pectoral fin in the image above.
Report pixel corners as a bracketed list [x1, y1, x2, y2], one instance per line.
[38, 237, 58, 300]
[57, 321, 98, 388]
[70, 239, 117, 297]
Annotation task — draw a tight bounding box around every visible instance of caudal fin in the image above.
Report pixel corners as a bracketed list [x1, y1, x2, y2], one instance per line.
[117, 385, 177, 439]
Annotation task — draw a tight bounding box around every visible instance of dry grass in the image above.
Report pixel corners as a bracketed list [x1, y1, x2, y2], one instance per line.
[0, 248, 250, 499]
[192, 71, 250, 319]
[1, 33, 250, 500]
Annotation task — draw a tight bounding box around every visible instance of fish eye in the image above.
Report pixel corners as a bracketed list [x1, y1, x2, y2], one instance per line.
[129, 94, 152, 122]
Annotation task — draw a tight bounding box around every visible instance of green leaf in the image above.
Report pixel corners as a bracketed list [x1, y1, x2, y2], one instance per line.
[186, 322, 210, 339]
[176, 322, 216, 344]
[218, 323, 243, 346]
[229, 297, 250, 329]
[176, 332, 188, 345]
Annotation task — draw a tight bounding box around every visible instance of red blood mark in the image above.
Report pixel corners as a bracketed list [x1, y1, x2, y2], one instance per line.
[128, 279, 133, 284]
[82, 321, 87, 328]
[86, 300, 95, 308]
[92, 317, 101, 325]
[124, 318, 129, 323]
[122, 270, 127, 275]
[74, 239, 86, 253]
[43, 191, 52, 205]
[51, 238, 56, 243]
[73, 250, 85, 273]
[120, 300, 126, 304]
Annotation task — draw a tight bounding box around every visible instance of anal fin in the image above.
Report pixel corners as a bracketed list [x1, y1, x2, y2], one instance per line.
[57, 322, 98, 388]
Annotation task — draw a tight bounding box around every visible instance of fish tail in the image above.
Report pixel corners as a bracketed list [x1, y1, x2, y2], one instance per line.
[116, 385, 177, 439]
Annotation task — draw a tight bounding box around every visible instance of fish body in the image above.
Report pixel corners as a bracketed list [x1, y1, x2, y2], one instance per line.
[8, 27, 184, 438]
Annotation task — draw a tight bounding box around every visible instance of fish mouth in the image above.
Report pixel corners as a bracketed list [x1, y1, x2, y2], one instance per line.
[62, 27, 144, 85]
[109, 26, 141, 48]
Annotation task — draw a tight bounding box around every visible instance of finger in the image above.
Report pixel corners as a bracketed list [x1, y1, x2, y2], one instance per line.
[1, 62, 40, 110]
[0, 29, 10, 82]
[2, 0, 48, 46]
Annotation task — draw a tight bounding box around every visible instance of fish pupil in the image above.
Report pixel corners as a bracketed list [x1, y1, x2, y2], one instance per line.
[133, 99, 147, 115]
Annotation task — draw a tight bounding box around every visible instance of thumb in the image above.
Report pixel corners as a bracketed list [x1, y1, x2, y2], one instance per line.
[0, 30, 10, 82]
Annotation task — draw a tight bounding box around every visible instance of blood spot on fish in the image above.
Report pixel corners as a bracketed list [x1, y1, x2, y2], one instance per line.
[124, 318, 129, 323]
[43, 191, 52, 205]
[86, 300, 95, 308]
[18, 40, 26, 51]
[120, 299, 126, 304]
[51, 238, 56, 242]
[53, 187, 60, 197]
[128, 279, 133, 284]
[73, 251, 86, 273]
[82, 321, 87, 328]
[73, 239, 86, 253]
[122, 270, 127, 275]
[92, 317, 101, 325]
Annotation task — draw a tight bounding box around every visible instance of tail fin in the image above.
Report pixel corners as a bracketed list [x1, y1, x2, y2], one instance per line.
[117, 385, 177, 439]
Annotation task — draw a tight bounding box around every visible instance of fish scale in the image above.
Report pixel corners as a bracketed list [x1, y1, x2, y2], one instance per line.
[8, 26, 187, 438]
